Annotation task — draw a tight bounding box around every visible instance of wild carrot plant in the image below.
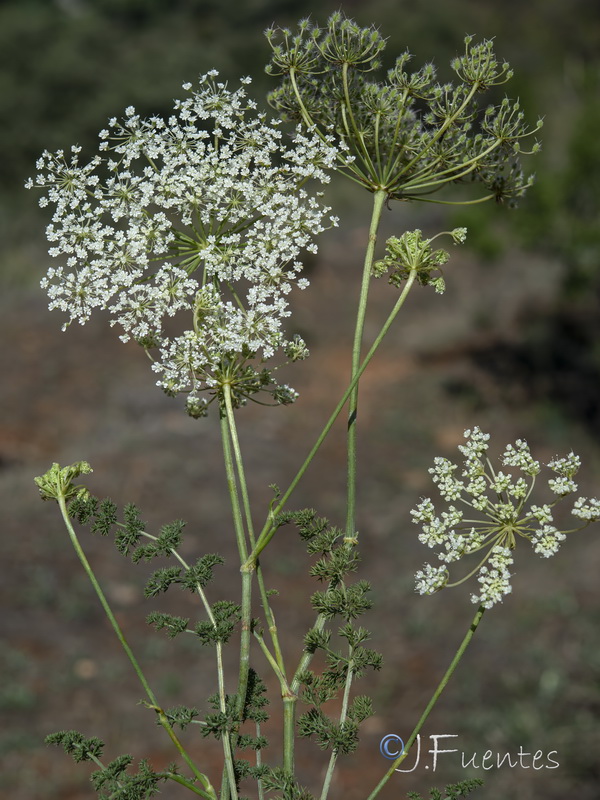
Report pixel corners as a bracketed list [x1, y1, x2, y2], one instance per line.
[29, 13, 598, 800]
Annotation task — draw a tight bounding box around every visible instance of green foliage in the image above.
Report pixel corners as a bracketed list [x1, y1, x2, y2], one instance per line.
[242, 669, 270, 725]
[146, 611, 189, 638]
[311, 580, 373, 621]
[297, 697, 374, 755]
[92, 499, 119, 535]
[195, 601, 241, 645]
[261, 767, 316, 800]
[117, 504, 147, 555]
[303, 627, 332, 653]
[181, 555, 227, 590]
[64, 490, 227, 611]
[90, 753, 134, 788]
[162, 705, 201, 731]
[202, 693, 238, 740]
[69, 493, 99, 525]
[143, 566, 180, 597]
[407, 778, 484, 799]
[281, 508, 381, 758]
[275, 508, 329, 541]
[90, 757, 172, 799]
[132, 520, 186, 562]
[45, 729, 104, 762]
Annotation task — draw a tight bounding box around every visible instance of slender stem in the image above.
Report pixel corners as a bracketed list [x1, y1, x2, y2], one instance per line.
[346, 188, 387, 539]
[366, 605, 486, 800]
[220, 395, 249, 564]
[140, 530, 238, 800]
[341, 61, 377, 177]
[320, 645, 355, 800]
[290, 613, 327, 694]
[410, 194, 495, 206]
[222, 385, 301, 781]
[288, 67, 372, 187]
[254, 630, 297, 777]
[244, 269, 418, 571]
[282, 696, 297, 775]
[223, 383, 286, 673]
[58, 495, 157, 703]
[382, 89, 410, 183]
[56, 495, 216, 799]
[255, 722, 266, 800]
[219, 399, 253, 800]
[395, 82, 480, 182]
[237, 571, 252, 716]
[221, 387, 253, 720]
[165, 773, 213, 796]
[254, 631, 288, 688]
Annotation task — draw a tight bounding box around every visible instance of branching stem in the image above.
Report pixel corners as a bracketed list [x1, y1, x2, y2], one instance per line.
[244, 267, 418, 570]
[56, 495, 216, 800]
[366, 604, 486, 800]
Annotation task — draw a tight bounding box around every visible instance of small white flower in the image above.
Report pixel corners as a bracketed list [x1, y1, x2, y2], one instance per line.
[548, 452, 580, 476]
[531, 525, 566, 558]
[29, 73, 339, 414]
[572, 497, 600, 521]
[412, 428, 599, 608]
[548, 476, 578, 496]
[415, 564, 449, 595]
[502, 439, 540, 476]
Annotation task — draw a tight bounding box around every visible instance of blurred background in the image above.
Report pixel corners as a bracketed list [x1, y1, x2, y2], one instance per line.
[2, 0, 600, 798]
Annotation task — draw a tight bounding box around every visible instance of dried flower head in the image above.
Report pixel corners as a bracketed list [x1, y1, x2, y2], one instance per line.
[266, 14, 542, 205]
[27, 72, 338, 414]
[412, 427, 600, 608]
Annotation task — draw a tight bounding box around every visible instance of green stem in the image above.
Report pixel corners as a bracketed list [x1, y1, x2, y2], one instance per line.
[254, 631, 288, 688]
[290, 613, 327, 694]
[221, 386, 253, 718]
[140, 530, 238, 800]
[56, 495, 216, 799]
[219, 400, 254, 800]
[254, 629, 296, 777]
[288, 67, 371, 186]
[346, 188, 387, 539]
[255, 722, 266, 800]
[282, 696, 297, 776]
[366, 605, 486, 800]
[223, 382, 286, 674]
[320, 645, 355, 800]
[223, 385, 295, 776]
[341, 62, 377, 177]
[165, 773, 213, 796]
[395, 82, 480, 182]
[243, 268, 418, 571]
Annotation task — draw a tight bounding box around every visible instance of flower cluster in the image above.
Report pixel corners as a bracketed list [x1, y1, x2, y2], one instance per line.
[373, 228, 467, 294]
[412, 427, 600, 608]
[266, 13, 542, 204]
[27, 72, 338, 414]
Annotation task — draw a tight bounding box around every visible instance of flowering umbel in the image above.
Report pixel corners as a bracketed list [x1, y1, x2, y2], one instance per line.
[412, 427, 600, 608]
[27, 72, 338, 415]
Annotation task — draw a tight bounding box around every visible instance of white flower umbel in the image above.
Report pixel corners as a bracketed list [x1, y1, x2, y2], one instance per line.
[411, 427, 600, 608]
[27, 72, 339, 414]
